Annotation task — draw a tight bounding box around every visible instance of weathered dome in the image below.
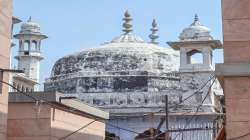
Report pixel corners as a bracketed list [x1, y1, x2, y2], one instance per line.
[45, 10, 179, 94]
[50, 40, 179, 77]
[45, 35, 179, 94]
[179, 14, 213, 41]
[20, 17, 41, 34]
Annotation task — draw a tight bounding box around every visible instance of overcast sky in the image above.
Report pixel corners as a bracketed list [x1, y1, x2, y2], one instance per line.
[12, 0, 223, 89]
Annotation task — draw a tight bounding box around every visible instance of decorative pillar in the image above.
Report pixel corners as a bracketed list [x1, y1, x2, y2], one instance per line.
[0, 0, 12, 139]
[216, 1, 250, 139]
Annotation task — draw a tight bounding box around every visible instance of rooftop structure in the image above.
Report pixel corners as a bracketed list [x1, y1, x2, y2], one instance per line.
[14, 17, 47, 91]
[44, 11, 223, 140]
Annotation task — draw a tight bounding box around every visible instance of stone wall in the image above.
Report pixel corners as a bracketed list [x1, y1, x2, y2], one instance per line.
[0, 0, 12, 139]
[222, 0, 250, 139]
[7, 102, 106, 140]
[47, 72, 220, 115]
[45, 75, 179, 93]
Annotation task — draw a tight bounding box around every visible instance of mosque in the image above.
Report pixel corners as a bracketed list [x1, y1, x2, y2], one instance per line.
[12, 11, 223, 140]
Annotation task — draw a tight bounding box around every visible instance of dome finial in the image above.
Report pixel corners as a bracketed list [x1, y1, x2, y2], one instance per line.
[194, 14, 199, 22]
[28, 16, 32, 22]
[122, 10, 133, 34]
[149, 19, 159, 44]
[191, 14, 202, 26]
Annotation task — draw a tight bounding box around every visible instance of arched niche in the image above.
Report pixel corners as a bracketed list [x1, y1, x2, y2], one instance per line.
[23, 40, 30, 51]
[31, 40, 37, 51]
[186, 49, 203, 64]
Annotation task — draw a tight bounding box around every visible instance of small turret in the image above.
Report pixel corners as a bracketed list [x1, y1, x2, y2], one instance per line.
[168, 14, 222, 72]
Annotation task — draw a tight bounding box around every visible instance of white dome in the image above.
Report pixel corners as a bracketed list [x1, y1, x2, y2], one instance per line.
[20, 17, 41, 33]
[50, 37, 179, 78]
[179, 15, 213, 41]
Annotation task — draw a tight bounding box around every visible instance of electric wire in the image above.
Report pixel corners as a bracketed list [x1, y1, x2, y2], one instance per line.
[171, 77, 216, 140]
[228, 132, 250, 140]
[0, 72, 217, 140]
[58, 120, 97, 140]
[164, 73, 215, 110]
[153, 73, 215, 135]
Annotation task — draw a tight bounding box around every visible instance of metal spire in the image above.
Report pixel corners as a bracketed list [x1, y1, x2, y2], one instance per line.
[191, 14, 202, 26]
[122, 10, 133, 34]
[28, 16, 32, 22]
[149, 19, 159, 44]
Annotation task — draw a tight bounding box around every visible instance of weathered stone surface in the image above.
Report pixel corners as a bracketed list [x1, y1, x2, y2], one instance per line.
[44, 42, 221, 114]
[0, 0, 12, 139]
[44, 14, 223, 140]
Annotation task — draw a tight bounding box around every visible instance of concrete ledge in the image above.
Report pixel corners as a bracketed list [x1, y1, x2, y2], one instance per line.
[167, 40, 223, 50]
[215, 63, 250, 88]
[215, 63, 250, 76]
[61, 99, 109, 120]
[9, 92, 57, 102]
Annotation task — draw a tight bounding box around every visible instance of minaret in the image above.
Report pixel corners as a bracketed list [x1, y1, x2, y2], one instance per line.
[149, 19, 159, 44]
[14, 17, 47, 91]
[168, 14, 222, 72]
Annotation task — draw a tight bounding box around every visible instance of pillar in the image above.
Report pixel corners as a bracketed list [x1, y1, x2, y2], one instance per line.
[0, 0, 12, 139]
[217, 0, 250, 139]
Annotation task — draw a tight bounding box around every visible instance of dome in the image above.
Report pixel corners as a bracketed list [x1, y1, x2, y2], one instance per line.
[20, 16, 41, 34]
[50, 40, 179, 77]
[45, 10, 179, 94]
[45, 36, 179, 94]
[179, 15, 213, 41]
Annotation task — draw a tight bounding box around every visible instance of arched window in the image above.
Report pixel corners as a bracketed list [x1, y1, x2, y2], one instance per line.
[187, 49, 203, 64]
[31, 40, 37, 51]
[21, 86, 25, 92]
[23, 40, 29, 51]
[25, 87, 28, 92]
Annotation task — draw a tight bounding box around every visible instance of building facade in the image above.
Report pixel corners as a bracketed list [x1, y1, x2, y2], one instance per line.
[7, 92, 109, 140]
[215, 0, 250, 140]
[10, 17, 47, 92]
[0, 0, 12, 139]
[44, 11, 223, 140]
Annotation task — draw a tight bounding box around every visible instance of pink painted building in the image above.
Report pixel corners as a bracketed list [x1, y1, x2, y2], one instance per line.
[215, 0, 250, 139]
[7, 92, 109, 140]
[0, 0, 12, 140]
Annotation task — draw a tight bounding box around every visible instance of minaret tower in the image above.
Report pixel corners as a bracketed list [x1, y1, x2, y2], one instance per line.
[168, 14, 222, 72]
[14, 17, 47, 90]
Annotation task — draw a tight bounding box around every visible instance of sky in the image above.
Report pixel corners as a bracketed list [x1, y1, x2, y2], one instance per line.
[12, 0, 223, 89]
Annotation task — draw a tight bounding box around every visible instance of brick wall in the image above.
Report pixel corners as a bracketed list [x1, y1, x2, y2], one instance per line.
[7, 103, 106, 140]
[0, 0, 12, 139]
[222, 0, 250, 139]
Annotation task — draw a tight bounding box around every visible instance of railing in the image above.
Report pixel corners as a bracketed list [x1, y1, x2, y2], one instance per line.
[165, 124, 220, 140]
